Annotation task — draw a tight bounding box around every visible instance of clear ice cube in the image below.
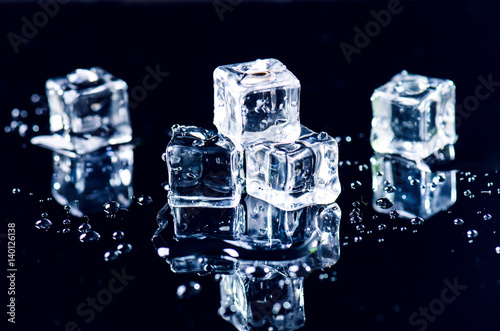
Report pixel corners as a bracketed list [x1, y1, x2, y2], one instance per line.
[242, 195, 341, 249]
[213, 58, 301, 146]
[370, 70, 457, 160]
[219, 266, 305, 331]
[52, 144, 134, 217]
[245, 126, 340, 211]
[33, 67, 132, 154]
[371, 153, 457, 219]
[165, 125, 243, 208]
[171, 205, 245, 240]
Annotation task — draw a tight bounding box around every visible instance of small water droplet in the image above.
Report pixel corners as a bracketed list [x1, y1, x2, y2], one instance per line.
[487, 182, 494, 187]
[411, 217, 424, 225]
[350, 181, 362, 189]
[112, 230, 125, 240]
[378, 224, 387, 231]
[79, 231, 100, 243]
[467, 229, 478, 238]
[463, 189, 472, 196]
[356, 224, 365, 231]
[11, 188, 21, 195]
[384, 185, 396, 193]
[389, 210, 399, 219]
[104, 250, 120, 262]
[376, 197, 394, 209]
[103, 201, 121, 217]
[354, 236, 363, 243]
[495, 246, 500, 254]
[137, 195, 153, 206]
[483, 214, 492, 220]
[41, 212, 48, 218]
[454, 218, 464, 225]
[35, 218, 52, 230]
[177, 281, 201, 299]
[192, 139, 205, 147]
[62, 219, 71, 225]
[400, 227, 408, 231]
[78, 223, 91, 233]
[117, 243, 132, 254]
[62, 228, 70, 234]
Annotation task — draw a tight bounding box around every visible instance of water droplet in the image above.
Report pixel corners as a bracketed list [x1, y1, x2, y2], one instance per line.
[62, 228, 70, 234]
[467, 229, 478, 238]
[376, 197, 394, 209]
[487, 182, 494, 187]
[483, 214, 492, 220]
[161, 153, 167, 161]
[79, 231, 100, 243]
[378, 238, 385, 243]
[463, 189, 472, 197]
[78, 223, 91, 233]
[112, 230, 125, 240]
[41, 212, 48, 218]
[62, 219, 71, 225]
[454, 218, 464, 225]
[356, 224, 365, 231]
[64, 205, 71, 212]
[384, 185, 396, 193]
[117, 243, 132, 254]
[354, 236, 363, 243]
[177, 281, 201, 299]
[103, 201, 121, 217]
[137, 195, 153, 206]
[389, 210, 399, 219]
[11, 188, 21, 195]
[378, 224, 387, 231]
[104, 250, 120, 262]
[411, 217, 424, 225]
[35, 218, 52, 230]
[350, 181, 362, 189]
[400, 226, 408, 231]
[495, 246, 500, 254]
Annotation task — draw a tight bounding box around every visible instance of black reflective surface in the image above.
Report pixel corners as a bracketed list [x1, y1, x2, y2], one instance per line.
[2, 1, 500, 330]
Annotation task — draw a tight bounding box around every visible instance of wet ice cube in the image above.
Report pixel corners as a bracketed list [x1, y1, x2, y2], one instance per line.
[214, 58, 301, 146]
[171, 205, 245, 240]
[371, 153, 456, 219]
[242, 195, 315, 249]
[41, 67, 131, 154]
[52, 144, 134, 217]
[165, 125, 243, 208]
[219, 266, 305, 331]
[246, 126, 340, 210]
[370, 70, 457, 160]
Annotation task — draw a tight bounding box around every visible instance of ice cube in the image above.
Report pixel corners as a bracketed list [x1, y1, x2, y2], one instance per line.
[219, 265, 305, 331]
[370, 70, 457, 160]
[32, 67, 131, 154]
[52, 144, 134, 217]
[171, 205, 245, 240]
[242, 195, 338, 249]
[245, 126, 340, 211]
[165, 125, 243, 208]
[371, 153, 457, 219]
[213, 58, 301, 146]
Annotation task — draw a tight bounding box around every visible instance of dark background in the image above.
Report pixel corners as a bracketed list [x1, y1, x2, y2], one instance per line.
[2, 1, 500, 330]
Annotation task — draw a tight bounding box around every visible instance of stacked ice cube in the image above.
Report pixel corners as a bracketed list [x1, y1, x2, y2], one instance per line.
[370, 71, 457, 219]
[164, 58, 341, 248]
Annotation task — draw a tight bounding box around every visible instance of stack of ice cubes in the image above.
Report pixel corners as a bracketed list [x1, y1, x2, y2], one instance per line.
[370, 71, 457, 219]
[163, 58, 341, 249]
[31, 67, 134, 216]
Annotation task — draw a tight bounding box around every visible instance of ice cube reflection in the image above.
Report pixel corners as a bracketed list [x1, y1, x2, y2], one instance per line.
[152, 201, 340, 330]
[371, 153, 456, 219]
[52, 144, 134, 217]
